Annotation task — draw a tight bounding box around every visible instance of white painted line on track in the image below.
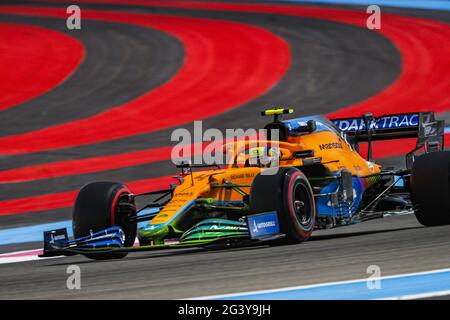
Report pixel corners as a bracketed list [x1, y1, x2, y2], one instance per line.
[0, 249, 60, 265]
[0, 255, 60, 264]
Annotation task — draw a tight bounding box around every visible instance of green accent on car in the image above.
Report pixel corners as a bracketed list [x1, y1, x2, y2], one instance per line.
[138, 212, 249, 245]
[180, 219, 249, 243]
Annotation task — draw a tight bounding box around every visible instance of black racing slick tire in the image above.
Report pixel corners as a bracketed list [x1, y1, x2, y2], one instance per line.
[249, 167, 316, 243]
[72, 181, 137, 259]
[411, 151, 450, 227]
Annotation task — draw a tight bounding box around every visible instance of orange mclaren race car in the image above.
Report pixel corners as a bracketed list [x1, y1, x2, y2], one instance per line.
[40, 109, 449, 260]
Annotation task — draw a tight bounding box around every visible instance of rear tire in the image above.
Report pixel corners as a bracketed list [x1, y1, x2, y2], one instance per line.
[72, 181, 137, 259]
[250, 167, 316, 243]
[411, 151, 450, 226]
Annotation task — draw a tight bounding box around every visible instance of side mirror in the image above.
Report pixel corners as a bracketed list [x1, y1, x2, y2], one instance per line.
[292, 120, 316, 135]
[307, 120, 317, 133]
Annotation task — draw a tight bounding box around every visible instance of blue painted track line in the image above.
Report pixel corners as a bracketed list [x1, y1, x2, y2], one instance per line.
[271, 0, 450, 11]
[204, 268, 450, 300]
[0, 208, 158, 246]
[0, 220, 73, 246]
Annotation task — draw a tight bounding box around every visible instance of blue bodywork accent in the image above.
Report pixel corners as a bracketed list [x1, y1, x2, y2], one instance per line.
[66, 226, 124, 249]
[316, 176, 364, 218]
[393, 175, 406, 188]
[137, 207, 161, 229]
[42, 226, 125, 255]
[72, 238, 123, 249]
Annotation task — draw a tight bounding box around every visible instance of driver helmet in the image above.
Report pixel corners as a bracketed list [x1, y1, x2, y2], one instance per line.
[248, 146, 281, 167]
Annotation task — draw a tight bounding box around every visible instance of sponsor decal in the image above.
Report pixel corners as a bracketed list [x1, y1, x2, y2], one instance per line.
[51, 233, 67, 243]
[319, 142, 343, 150]
[44, 228, 68, 246]
[210, 225, 242, 231]
[247, 212, 280, 238]
[333, 114, 419, 132]
[176, 192, 194, 197]
[230, 172, 256, 180]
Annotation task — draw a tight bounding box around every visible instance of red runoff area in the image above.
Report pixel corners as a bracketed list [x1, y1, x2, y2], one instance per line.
[0, 6, 290, 155]
[1, 2, 450, 216]
[0, 23, 84, 111]
[0, 176, 174, 216]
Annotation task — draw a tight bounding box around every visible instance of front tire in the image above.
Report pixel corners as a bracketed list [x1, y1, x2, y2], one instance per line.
[411, 151, 450, 226]
[250, 167, 316, 243]
[72, 181, 137, 259]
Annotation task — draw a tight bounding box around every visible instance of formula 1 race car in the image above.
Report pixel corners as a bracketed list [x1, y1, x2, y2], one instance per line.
[41, 109, 449, 260]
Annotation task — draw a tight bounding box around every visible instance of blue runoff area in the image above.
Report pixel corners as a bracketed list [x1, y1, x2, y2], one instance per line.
[214, 269, 450, 299]
[0, 208, 158, 246]
[268, 0, 450, 11]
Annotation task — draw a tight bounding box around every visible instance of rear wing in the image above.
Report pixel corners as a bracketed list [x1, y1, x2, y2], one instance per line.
[331, 112, 444, 141]
[331, 112, 445, 166]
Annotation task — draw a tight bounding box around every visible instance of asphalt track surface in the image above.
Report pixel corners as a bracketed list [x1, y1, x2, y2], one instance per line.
[0, 1, 450, 299]
[2, 214, 450, 299]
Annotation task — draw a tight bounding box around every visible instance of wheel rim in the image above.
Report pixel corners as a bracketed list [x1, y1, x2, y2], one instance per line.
[293, 182, 312, 227]
[112, 189, 136, 246]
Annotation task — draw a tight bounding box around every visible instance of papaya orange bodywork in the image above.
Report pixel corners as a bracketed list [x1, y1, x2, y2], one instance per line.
[150, 130, 380, 225]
